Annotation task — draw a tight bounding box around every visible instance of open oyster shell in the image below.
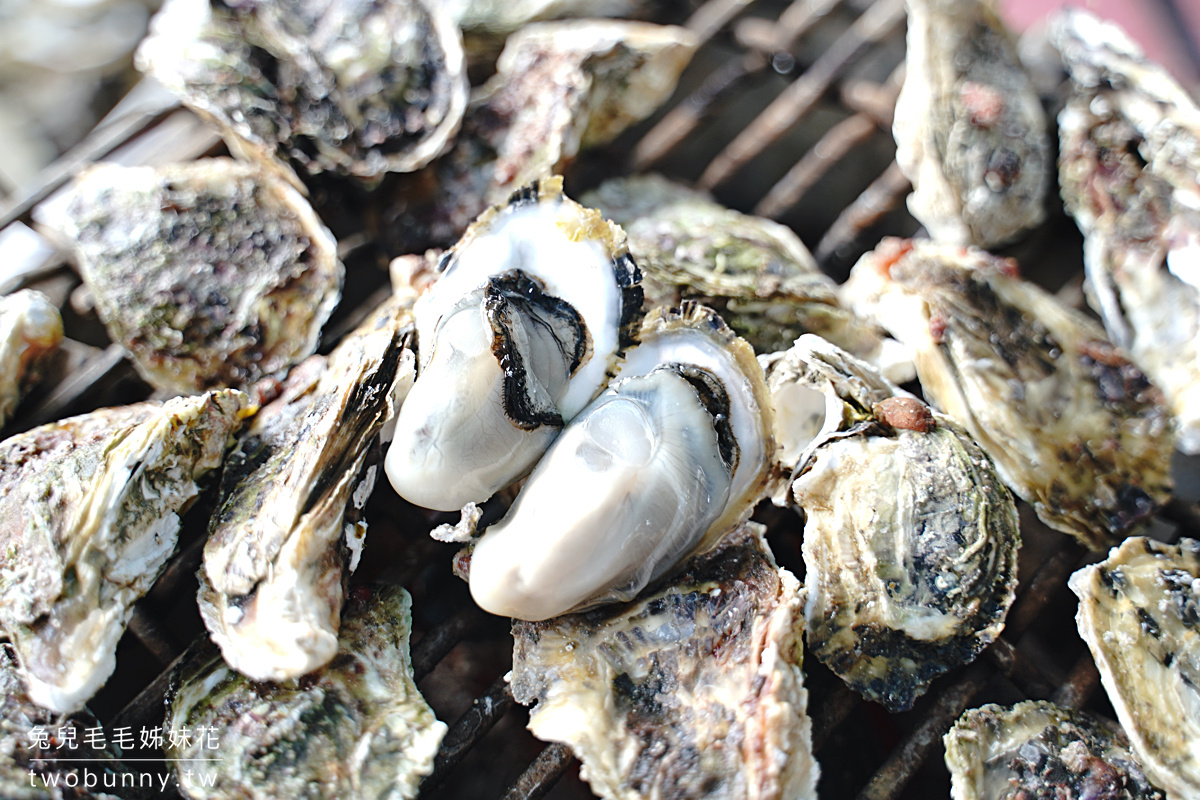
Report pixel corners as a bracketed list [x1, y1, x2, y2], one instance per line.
[200, 298, 414, 681]
[844, 238, 1173, 550]
[0, 390, 252, 713]
[36, 159, 342, 395]
[764, 335, 1019, 711]
[1070, 537, 1200, 800]
[1055, 9, 1200, 454]
[0, 289, 62, 429]
[510, 522, 818, 800]
[168, 585, 446, 800]
[894, 0, 1049, 248]
[945, 700, 1165, 800]
[137, 0, 467, 182]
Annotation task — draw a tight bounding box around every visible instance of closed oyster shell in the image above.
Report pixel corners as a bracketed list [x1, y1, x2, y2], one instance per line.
[0, 289, 62, 429]
[167, 585, 446, 800]
[36, 159, 342, 394]
[510, 522, 818, 800]
[944, 700, 1164, 800]
[0, 390, 252, 713]
[1070, 537, 1200, 800]
[1055, 9, 1200, 454]
[844, 238, 1173, 550]
[895, 0, 1049, 247]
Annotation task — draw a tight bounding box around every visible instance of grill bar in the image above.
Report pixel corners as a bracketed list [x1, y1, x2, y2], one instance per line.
[500, 743, 576, 800]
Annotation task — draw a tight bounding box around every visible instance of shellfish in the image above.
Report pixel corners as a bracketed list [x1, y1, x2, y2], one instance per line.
[0, 289, 62, 429]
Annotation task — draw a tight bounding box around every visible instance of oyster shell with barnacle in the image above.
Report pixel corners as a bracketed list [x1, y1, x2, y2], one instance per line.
[763, 335, 1019, 711]
[200, 298, 414, 681]
[1070, 537, 1200, 800]
[469, 302, 773, 621]
[0, 390, 252, 713]
[167, 585, 446, 800]
[510, 522, 818, 800]
[0, 289, 62, 429]
[35, 159, 342, 395]
[137, 0, 467, 183]
[894, 0, 1049, 248]
[1055, 9, 1200, 455]
[944, 700, 1165, 800]
[844, 238, 1173, 550]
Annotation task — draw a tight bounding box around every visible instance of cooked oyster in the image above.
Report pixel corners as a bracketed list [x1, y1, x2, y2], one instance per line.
[583, 174, 914, 378]
[510, 522, 818, 800]
[137, 0, 467, 182]
[168, 585, 446, 800]
[1070, 537, 1200, 800]
[35, 159, 342, 395]
[200, 298, 413, 681]
[945, 700, 1164, 800]
[447, 0, 646, 57]
[0, 390, 251, 713]
[844, 238, 1173, 550]
[1055, 10, 1200, 454]
[469, 302, 773, 620]
[895, 0, 1049, 247]
[386, 176, 642, 512]
[0, 289, 62, 428]
[764, 335, 1019, 711]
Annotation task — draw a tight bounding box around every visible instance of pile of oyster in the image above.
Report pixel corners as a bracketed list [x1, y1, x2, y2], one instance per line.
[1, 0, 1199, 799]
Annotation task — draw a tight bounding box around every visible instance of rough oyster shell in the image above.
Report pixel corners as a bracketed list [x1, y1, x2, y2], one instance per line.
[1070, 537, 1200, 800]
[167, 585, 446, 800]
[35, 159, 342, 394]
[0, 289, 62, 429]
[137, 0, 467, 182]
[945, 700, 1164, 800]
[895, 0, 1049, 247]
[764, 335, 1019, 711]
[0, 390, 252, 713]
[1055, 9, 1200, 454]
[200, 298, 414, 681]
[510, 522, 818, 800]
[844, 238, 1173, 550]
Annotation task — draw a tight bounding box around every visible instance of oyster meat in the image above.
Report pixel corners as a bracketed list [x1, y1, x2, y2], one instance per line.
[167, 585, 446, 800]
[764, 335, 1019, 711]
[0, 390, 252, 713]
[137, 0, 467, 182]
[510, 522, 818, 800]
[469, 303, 773, 620]
[945, 700, 1164, 800]
[894, 0, 1049, 247]
[1070, 537, 1200, 800]
[0, 289, 62, 428]
[200, 298, 413, 681]
[35, 159, 342, 395]
[386, 176, 642, 512]
[1055, 9, 1200, 454]
[844, 238, 1173, 550]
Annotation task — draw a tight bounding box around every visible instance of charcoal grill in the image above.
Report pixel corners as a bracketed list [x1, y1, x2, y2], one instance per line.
[3, 0, 1200, 798]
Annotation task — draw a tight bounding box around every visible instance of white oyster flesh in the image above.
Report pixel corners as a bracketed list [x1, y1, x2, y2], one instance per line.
[0, 391, 252, 713]
[1070, 537, 1200, 800]
[510, 522, 818, 800]
[386, 176, 642, 512]
[469, 302, 772, 621]
[0, 289, 62, 429]
[945, 700, 1165, 800]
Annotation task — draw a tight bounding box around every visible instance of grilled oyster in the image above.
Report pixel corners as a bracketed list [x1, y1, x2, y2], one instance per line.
[0, 390, 251, 713]
[35, 159, 342, 395]
[1055, 10, 1200, 455]
[0, 289, 62, 428]
[844, 239, 1173, 550]
[469, 303, 772, 620]
[386, 176, 642, 512]
[764, 335, 1019, 711]
[510, 522, 818, 800]
[945, 700, 1165, 800]
[895, 0, 1049, 247]
[1070, 537, 1200, 800]
[167, 585, 446, 800]
[200, 298, 413, 681]
[137, 0, 467, 182]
